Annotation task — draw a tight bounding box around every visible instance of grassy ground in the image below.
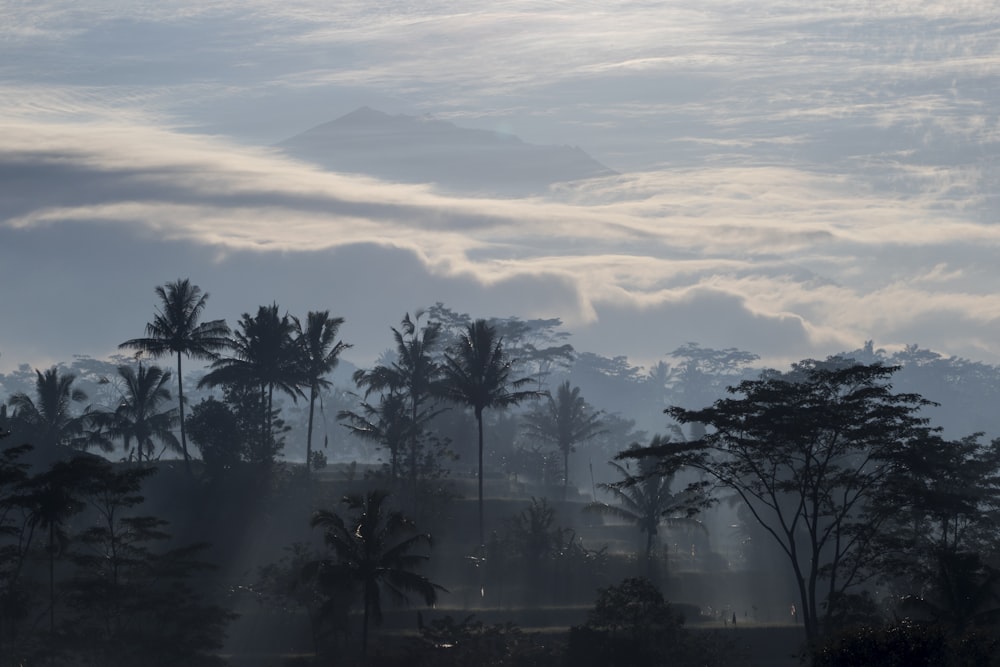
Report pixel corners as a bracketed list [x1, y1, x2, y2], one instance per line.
[696, 623, 808, 667]
[222, 617, 809, 667]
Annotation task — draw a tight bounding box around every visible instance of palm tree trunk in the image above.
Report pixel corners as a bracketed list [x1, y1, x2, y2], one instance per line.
[563, 447, 570, 500]
[48, 522, 55, 639]
[306, 386, 317, 477]
[477, 409, 485, 547]
[410, 400, 418, 498]
[176, 353, 191, 474]
[644, 529, 655, 579]
[259, 383, 267, 459]
[362, 584, 371, 658]
[267, 383, 274, 450]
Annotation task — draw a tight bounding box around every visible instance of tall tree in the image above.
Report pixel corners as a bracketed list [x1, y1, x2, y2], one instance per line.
[6, 367, 104, 453]
[67, 461, 235, 665]
[353, 313, 444, 492]
[307, 490, 441, 655]
[0, 434, 33, 664]
[98, 364, 180, 462]
[23, 457, 104, 638]
[184, 397, 244, 476]
[587, 436, 708, 578]
[199, 303, 302, 464]
[338, 390, 410, 480]
[119, 279, 230, 473]
[522, 381, 604, 496]
[439, 319, 540, 546]
[666, 343, 760, 439]
[637, 359, 936, 641]
[872, 432, 1000, 631]
[426, 303, 576, 389]
[293, 311, 350, 477]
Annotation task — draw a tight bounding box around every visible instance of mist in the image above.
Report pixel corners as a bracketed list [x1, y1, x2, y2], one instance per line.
[3, 1, 1000, 664]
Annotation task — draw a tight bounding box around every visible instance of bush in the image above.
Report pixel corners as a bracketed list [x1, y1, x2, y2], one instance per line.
[813, 621, 1000, 667]
[566, 577, 727, 667]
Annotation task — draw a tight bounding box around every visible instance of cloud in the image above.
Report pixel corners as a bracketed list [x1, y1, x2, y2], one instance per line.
[1, 1, 999, 372]
[2, 115, 1000, 373]
[577, 286, 817, 368]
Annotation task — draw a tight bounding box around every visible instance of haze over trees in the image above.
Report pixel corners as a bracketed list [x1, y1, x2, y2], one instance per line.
[2, 279, 1000, 665]
[522, 380, 604, 497]
[588, 435, 709, 579]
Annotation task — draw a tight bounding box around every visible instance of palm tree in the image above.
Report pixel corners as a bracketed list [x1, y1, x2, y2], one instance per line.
[522, 381, 604, 497]
[585, 435, 707, 577]
[101, 363, 180, 462]
[353, 313, 444, 491]
[338, 390, 410, 480]
[6, 367, 105, 453]
[292, 311, 350, 477]
[439, 319, 540, 546]
[199, 304, 303, 460]
[307, 490, 442, 655]
[119, 279, 230, 473]
[25, 457, 104, 637]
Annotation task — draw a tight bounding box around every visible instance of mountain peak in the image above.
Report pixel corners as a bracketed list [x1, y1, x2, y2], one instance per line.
[335, 106, 393, 125]
[277, 108, 616, 196]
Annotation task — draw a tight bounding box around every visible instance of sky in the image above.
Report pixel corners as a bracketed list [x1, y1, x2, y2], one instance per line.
[1, 0, 999, 375]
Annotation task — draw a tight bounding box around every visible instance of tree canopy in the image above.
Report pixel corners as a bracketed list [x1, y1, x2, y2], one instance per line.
[631, 359, 937, 640]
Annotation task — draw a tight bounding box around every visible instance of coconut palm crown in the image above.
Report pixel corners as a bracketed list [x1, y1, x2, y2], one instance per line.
[100, 363, 180, 462]
[7, 367, 105, 452]
[308, 490, 442, 654]
[522, 380, 604, 495]
[439, 319, 542, 546]
[293, 311, 351, 476]
[120, 279, 230, 472]
[198, 303, 302, 462]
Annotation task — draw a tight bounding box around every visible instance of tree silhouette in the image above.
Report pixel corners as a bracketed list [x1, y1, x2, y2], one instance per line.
[6, 367, 104, 453]
[23, 457, 104, 638]
[120, 279, 230, 474]
[353, 313, 444, 492]
[425, 304, 576, 389]
[307, 490, 442, 655]
[293, 311, 350, 477]
[185, 397, 244, 476]
[66, 461, 235, 665]
[338, 390, 410, 480]
[0, 434, 33, 663]
[98, 363, 180, 462]
[648, 359, 935, 641]
[873, 432, 1000, 632]
[439, 319, 540, 546]
[566, 577, 717, 667]
[199, 303, 302, 464]
[587, 435, 707, 577]
[522, 381, 604, 496]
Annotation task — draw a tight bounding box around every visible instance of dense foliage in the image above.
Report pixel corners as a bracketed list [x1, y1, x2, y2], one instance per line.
[3, 280, 1000, 663]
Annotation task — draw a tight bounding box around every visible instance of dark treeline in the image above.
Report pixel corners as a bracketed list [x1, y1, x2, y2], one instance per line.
[1, 279, 999, 666]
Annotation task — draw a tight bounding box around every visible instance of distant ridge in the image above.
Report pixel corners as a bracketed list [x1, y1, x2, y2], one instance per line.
[276, 107, 616, 196]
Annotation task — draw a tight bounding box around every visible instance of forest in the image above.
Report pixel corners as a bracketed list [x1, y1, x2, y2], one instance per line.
[1, 279, 999, 666]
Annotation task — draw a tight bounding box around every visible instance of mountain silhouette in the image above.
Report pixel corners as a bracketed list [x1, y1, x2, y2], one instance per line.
[277, 107, 616, 196]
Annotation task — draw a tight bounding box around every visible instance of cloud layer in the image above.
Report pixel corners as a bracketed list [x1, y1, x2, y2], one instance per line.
[1, 1, 998, 372]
